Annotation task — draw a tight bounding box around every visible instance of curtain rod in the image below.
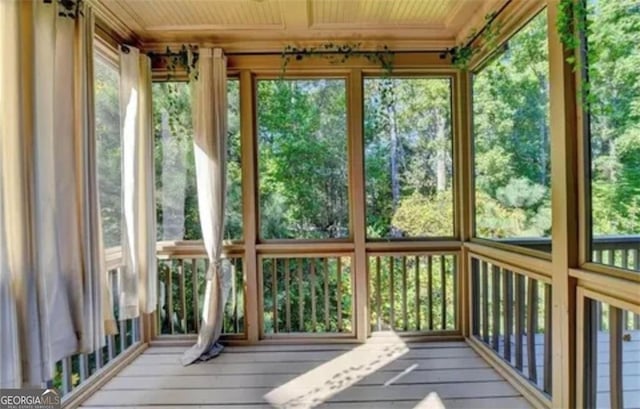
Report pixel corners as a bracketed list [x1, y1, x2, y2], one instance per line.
[223, 49, 446, 56]
[463, 0, 513, 48]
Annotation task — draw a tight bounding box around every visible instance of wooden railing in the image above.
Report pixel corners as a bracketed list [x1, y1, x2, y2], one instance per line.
[499, 235, 640, 272]
[368, 253, 458, 334]
[260, 255, 353, 335]
[579, 295, 640, 408]
[156, 253, 245, 337]
[55, 250, 140, 398]
[470, 254, 553, 396]
[591, 235, 640, 271]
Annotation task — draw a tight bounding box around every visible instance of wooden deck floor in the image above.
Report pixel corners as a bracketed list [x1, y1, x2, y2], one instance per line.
[80, 334, 532, 409]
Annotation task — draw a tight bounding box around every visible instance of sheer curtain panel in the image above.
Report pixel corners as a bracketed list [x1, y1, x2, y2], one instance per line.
[182, 48, 231, 366]
[120, 48, 157, 319]
[0, 0, 114, 387]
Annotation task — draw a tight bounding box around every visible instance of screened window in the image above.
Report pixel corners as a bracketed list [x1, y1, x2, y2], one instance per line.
[586, 1, 640, 272]
[257, 79, 349, 240]
[95, 54, 122, 249]
[153, 80, 242, 241]
[472, 11, 552, 253]
[364, 78, 454, 239]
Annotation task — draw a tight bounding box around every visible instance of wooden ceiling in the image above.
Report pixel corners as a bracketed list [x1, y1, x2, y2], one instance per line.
[94, 0, 506, 52]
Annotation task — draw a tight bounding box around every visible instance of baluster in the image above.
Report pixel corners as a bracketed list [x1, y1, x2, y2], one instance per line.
[503, 270, 513, 362]
[610, 306, 623, 409]
[441, 255, 447, 331]
[376, 256, 382, 331]
[311, 258, 317, 331]
[471, 258, 480, 336]
[285, 258, 291, 332]
[415, 256, 420, 331]
[515, 273, 525, 371]
[402, 256, 408, 331]
[168, 261, 174, 335]
[324, 258, 330, 330]
[389, 256, 395, 329]
[543, 283, 552, 394]
[272, 259, 278, 333]
[452, 255, 458, 329]
[61, 357, 72, 395]
[298, 259, 304, 332]
[337, 257, 343, 332]
[179, 259, 186, 333]
[491, 265, 500, 351]
[78, 354, 89, 384]
[232, 258, 239, 333]
[527, 277, 538, 384]
[481, 261, 489, 343]
[428, 256, 434, 331]
[192, 259, 199, 333]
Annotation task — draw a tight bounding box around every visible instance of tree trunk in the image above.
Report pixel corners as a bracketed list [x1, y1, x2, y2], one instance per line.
[435, 110, 447, 192]
[161, 110, 187, 240]
[388, 93, 402, 238]
[539, 77, 549, 187]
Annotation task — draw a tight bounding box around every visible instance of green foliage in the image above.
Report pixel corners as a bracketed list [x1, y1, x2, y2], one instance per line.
[587, 0, 640, 239]
[393, 190, 453, 237]
[281, 42, 394, 75]
[473, 11, 552, 244]
[95, 58, 122, 248]
[257, 79, 349, 239]
[443, 12, 503, 70]
[152, 81, 243, 241]
[364, 78, 454, 238]
[148, 45, 200, 81]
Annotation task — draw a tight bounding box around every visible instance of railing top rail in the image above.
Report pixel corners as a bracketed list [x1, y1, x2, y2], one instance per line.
[494, 235, 640, 247]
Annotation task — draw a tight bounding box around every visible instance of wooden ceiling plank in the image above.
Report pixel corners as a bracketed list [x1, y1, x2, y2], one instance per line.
[280, 0, 310, 30]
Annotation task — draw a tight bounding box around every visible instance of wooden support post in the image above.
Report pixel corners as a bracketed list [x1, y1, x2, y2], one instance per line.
[457, 71, 473, 338]
[240, 70, 259, 343]
[548, 3, 579, 407]
[349, 69, 368, 342]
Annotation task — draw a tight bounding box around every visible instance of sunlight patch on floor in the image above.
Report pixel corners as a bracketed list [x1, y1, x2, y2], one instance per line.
[263, 332, 409, 408]
[412, 392, 446, 409]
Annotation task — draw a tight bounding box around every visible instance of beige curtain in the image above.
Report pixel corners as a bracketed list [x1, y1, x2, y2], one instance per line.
[120, 48, 157, 319]
[0, 2, 21, 381]
[0, 0, 114, 387]
[182, 48, 229, 366]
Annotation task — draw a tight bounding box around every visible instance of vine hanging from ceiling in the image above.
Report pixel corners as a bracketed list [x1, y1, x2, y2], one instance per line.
[147, 45, 200, 81]
[439, 11, 503, 71]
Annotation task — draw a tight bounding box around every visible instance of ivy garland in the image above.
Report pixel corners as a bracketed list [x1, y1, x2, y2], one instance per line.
[556, 0, 588, 70]
[280, 43, 394, 76]
[147, 45, 200, 81]
[556, 0, 593, 106]
[440, 12, 502, 71]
